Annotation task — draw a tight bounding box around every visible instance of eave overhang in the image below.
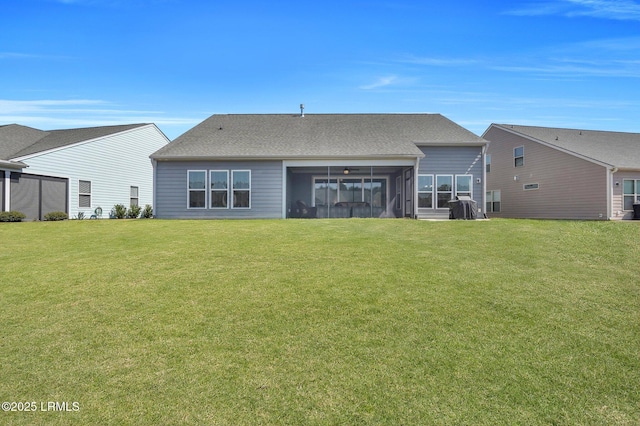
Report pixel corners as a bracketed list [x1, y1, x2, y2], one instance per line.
[0, 160, 28, 170]
[151, 153, 425, 162]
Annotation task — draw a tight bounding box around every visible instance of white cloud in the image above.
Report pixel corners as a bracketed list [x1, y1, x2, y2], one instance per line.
[0, 99, 107, 113]
[359, 76, 399, 90]
[0, 99, 201, 139]
[400, 56, 479, 66]
[566, 0, 640, 19]
[487, 36, 640, 78]
[504, 0, 640, 21]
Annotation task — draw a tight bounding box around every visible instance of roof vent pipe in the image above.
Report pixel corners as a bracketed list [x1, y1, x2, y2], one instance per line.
[300, 104, 305, 117]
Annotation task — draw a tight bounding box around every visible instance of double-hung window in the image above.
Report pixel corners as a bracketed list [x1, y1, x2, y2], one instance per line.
[417, 175, 433, 208]
[130, 186, 139, 207]
[436, 175, 453, 209]
[188, 170, 206, 208]
[455, 175, 472, 199]
[210, 170, 229, 208]
[623, 179, 640, 210]
[514, 146, 524, 167]
[79, 180, 91, 208]
[486, 190, 501, 213]
[486, 154, 491, 173]
[232, 170, 251, 208]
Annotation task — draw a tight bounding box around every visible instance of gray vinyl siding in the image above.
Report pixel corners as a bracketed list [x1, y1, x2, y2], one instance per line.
[485, 127, 608, 220]
[155, 160, 283, 219]
[417, 145, 484, 219]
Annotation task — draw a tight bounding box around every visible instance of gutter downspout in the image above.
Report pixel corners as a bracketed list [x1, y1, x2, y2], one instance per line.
[151, 159, 158, 218]
[3, 171, 10, 212]
[414, 156, 420, 219]
[482, 143, 489, 218]
[608, 166, 618, 220]
[282, 162, 287, 219]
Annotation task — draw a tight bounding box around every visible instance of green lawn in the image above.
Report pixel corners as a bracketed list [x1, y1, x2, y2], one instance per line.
[0, 219, 638, 425]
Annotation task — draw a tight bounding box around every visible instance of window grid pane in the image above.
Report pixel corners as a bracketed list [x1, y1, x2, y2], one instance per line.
[188, 171, 206, 190]
[189, 191, 205, 208]
[79, 194, 91, 208]
[232, 171, 250, 189]
[79, 180, 91, 194]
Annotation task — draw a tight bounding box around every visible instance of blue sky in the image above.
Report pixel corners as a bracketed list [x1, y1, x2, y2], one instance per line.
[2, 0, 639, 140]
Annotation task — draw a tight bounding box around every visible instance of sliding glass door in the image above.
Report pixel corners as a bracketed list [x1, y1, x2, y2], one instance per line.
[313, 176, 387, 217]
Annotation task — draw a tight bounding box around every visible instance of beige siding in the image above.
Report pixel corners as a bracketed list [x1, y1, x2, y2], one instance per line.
[612, 170, 640, 220]
[485, 127, 609, 220]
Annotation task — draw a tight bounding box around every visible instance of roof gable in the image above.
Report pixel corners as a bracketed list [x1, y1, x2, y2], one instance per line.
[490, 124, 640, 169]
[151, 113, 486, 160]
[7, 123, 149, 159]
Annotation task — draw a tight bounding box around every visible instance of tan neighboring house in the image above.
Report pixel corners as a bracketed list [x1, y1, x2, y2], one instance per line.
[482, 124, 640, 220]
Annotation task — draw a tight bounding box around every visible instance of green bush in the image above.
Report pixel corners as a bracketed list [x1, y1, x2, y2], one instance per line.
[141, 204, 153, 219]
[111, 204, 127, 219]
[44, 211, 68, 221]
[0, 211, 26, 222]
[126, 204, 142, 219]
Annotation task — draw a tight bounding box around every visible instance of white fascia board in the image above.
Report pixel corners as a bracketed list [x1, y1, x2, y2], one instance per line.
[413, 141, 488, 147]
[0, 160, 28, 170]
[283, 159, 417, 168]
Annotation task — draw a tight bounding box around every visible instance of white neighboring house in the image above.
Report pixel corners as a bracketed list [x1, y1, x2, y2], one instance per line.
[0, 123, 169, 220]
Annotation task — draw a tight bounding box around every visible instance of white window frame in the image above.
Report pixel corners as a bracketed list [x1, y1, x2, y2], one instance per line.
[455, 175, 473, 199]
[417, 174, 434, 209]
[514, 146, 524, 167]
[79, 180, 91, 208]
[187, 170, 207, 209]
[623, 179, 640, 211]
[210, 170, 229, 209]
[436, 175, 453, 209]
[486, 154, 491, 173]
[232, 170, 251, 209]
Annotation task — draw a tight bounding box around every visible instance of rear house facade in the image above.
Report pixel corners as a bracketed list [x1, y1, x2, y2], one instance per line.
[0, 123, 169, 220]
[483, 124, 640, 220]
[151, 113, 488, 219]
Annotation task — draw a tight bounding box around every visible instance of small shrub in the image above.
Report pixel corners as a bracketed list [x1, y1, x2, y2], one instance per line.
[141, 204, 153, 219]
[111, 204, 127, 219]
[0, 211, 26, 222]
[44, 211, 68, 221]
[126, 204, 142, 219]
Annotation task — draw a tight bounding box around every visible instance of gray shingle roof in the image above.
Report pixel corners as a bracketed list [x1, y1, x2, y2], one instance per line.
[494, 124, 640, 170]
[151, 114, 486, 160]
[0, 123, 149, 160]
[0, 124, 48, 160]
